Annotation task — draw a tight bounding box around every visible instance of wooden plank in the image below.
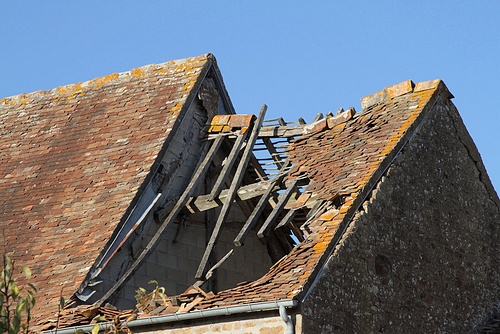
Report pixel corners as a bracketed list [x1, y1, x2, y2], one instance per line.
[233, 171, 286, 246]
[95, 135, 224, 305]
[258, 125, 304, 138]
[275, 208, 297, 229]
[262, 138, 284, 169]
[259, 116, 320, 137]
[257, 178, 299, 238]
[186, 178, 280, 213]
[205, 249, 234, 280]
[196, 105, 267, 280]
[208, 131, 249, 201]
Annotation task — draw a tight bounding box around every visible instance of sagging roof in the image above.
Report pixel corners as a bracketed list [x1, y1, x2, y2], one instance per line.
[45, 77, 456, 331]
[0, 54, 215, 325]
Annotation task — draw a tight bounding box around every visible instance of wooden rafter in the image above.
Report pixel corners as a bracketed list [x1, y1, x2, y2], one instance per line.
[195, 105, 267, 280]
[233, 168, 287, 247]
[95, 135, 224, 305]
[262, 138, 285, 169]
[257, 178, 299, 238]
[208, 131, 249, 201]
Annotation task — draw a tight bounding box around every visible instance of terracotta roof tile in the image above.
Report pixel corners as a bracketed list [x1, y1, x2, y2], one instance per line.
[0, 54, 212, 326]
[178, 80, 450, 311]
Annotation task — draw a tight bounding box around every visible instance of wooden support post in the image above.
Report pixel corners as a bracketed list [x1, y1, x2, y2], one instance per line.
[208, 131, 249, 201]
[95, 136, 224, 305]
[257, 178, 298, 238]
[196, 105, 267, 280]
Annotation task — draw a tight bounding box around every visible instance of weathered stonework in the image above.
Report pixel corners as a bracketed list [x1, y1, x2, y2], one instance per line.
[301, 98, 500, 332]
[132, 313, 302, 334]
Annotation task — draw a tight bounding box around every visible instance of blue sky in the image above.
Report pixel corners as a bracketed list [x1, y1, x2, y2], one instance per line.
[1, 1, 499, 193]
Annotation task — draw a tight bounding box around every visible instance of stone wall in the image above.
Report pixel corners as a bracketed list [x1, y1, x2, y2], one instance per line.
[132, 312, 302, 334]
[301, 99, 500, 332]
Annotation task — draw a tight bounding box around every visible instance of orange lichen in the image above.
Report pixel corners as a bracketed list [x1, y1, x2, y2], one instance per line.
[131, 68, 144, 78]
[170, 103, 183, 112]
[313, 241, 328, 254]
[89, 73, 119, 89]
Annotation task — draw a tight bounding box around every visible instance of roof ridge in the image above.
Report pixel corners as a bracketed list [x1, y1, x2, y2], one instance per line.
[360, 79, 452, 110]
[1, 54, 212, 107]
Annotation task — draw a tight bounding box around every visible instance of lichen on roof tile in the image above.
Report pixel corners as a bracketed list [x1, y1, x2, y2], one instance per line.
[0, 54, 212, 327]
[186, 79, 447, 311]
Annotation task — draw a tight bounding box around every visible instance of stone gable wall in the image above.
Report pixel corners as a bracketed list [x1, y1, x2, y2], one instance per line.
[301, 99, 500, 333]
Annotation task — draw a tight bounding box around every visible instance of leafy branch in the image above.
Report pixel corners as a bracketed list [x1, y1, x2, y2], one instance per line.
[0, 255, 36, 334]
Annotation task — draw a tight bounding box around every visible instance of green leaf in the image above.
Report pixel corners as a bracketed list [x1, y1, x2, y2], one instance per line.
[92, 316, 107, 323]
[91, 324, 100, 334]
[60, 295, 66, 308]
[11, 284, 19, 300]
[5, 256, 12, 272]
[22, 266, 31, 280]
[15, 300, 25, 314]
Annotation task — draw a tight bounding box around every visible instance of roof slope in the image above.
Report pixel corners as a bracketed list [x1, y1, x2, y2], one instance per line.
[191, 79, 454, 309]
[39, 79, 458, 331]
[0, 54, 212, 324]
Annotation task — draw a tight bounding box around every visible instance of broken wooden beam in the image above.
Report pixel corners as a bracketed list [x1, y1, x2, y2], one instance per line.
[233, 161, 290, 246]
[186, 178, 281, 213]
[275, 208, 297, 230]
[208, 131, 249, 201]
[257, 178, 299, 238]
[95, 135, 224, 306]
[205, 249, 234, 280]
[196, 105, 267, 280]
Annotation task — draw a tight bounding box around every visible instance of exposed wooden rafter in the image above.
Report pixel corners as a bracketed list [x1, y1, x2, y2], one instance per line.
[95, 135, 224, 305]
[195, 105, 267, 280]
[233, 162, 289, 247]
[257, 178, 299, 238]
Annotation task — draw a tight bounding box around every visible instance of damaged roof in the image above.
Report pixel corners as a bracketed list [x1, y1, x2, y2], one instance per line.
[190, 79, 454, 309]
[49, 77, 455, 331]
[0, 54, 215, 325]
[1, 53, 460, 331]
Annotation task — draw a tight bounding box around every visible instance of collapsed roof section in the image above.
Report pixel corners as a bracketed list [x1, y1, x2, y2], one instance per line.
[45, 77, 461, 331]
[2, 53, 474, 331]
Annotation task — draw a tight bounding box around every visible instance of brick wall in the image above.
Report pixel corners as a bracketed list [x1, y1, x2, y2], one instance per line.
[301, 99, 500, 332]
